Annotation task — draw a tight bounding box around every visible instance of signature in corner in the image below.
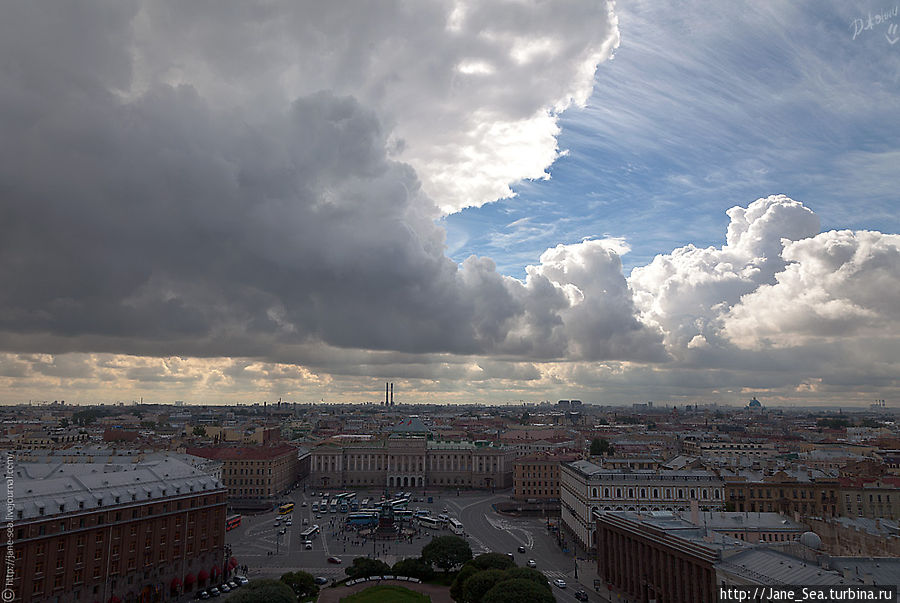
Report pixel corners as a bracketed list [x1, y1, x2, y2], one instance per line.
[887, 22, 900, 44]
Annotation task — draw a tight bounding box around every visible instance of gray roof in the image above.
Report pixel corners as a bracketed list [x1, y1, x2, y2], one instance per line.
[828, 558, 900, 587]
[13, 457, 223, 522]
[718, 549, 855, 585]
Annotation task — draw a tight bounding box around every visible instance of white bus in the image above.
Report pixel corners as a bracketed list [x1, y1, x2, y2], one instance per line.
[417, 516, 444, 530]
[448, 518, 464, 535]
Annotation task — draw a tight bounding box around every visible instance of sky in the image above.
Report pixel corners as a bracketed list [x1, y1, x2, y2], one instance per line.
[0, 0, 897, 407]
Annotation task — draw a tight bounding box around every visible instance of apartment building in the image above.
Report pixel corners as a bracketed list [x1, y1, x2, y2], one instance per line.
[512, 452, 580, 501]
[186, 444, 302, 509]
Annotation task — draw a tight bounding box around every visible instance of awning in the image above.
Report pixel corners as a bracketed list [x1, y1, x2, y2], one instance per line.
[197, 570, 209, 581]
[170, 577, 182, 590]
[184, 573, 196, 585]
[211, 566, 220, 577]
[228, 557, 238, 568]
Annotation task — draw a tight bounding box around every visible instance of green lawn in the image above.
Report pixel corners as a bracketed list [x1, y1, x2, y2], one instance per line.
[339, 585, 431, 603]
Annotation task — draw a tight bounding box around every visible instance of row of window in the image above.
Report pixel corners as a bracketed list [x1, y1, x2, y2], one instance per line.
[589, 486, 722, 501]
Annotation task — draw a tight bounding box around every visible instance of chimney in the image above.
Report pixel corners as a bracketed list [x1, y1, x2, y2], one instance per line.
[385, 382, 389, 406]
[691, 498, 700, 526]
[391, 382, 394, 406]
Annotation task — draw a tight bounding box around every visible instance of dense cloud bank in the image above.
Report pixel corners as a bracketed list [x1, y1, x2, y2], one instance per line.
[0, 2, 896, 402]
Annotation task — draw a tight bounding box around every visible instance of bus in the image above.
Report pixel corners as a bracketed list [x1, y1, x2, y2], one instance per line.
[278, 503, 295, 515]
[448, 518, 464, 535]
[225, 514, 242, 531]
[300, 525, 320, 540]
[417, 516, 443, 530]
[346, 512, 378, 527]
[388, 498, 409, 509]
[330, 500, 338, 513]
[394, 509, 413, 520]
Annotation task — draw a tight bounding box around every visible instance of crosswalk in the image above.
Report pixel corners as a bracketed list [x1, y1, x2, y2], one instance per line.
[542, 569, 571, 580]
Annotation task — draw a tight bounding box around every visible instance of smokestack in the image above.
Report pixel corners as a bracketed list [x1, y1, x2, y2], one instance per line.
[385, 382, 389, 406]
[390, 382, 394, 406]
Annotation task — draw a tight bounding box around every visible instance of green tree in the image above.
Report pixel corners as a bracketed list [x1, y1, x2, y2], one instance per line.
[345, 556, 391, 579]
[422, 535, 472, 573]
[482, 578, 555, 603]
[192, 425, 207, 437]
[228, 579, 296, 603]
[450, 564, 480, 601]
[281, 570, 318, 598]
[590, 438, 613, 456]
[58, 418, 69, 428]
[501, 568, 552, 594]
[392, 557, 435, 581]
[462, 569, 506, 603]
[468, 553, 515, 571]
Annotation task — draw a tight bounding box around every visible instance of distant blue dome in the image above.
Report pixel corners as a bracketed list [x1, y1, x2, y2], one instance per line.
[748, 397, 762, 407]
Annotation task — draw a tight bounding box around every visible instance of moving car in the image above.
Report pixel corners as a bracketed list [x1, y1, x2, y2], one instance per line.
[314, 576, 329, 585]
[517, 545, 526, 553]
[301, 501, 308, 507]
[575, 590, 589, 601]
[285, 519, 292, 526]
[506, 552, 514, 560]
[527, 559, 536, 568]
[553, 579, 566, 589]
[327, 556, 343, 564]
[304, 540, 313, 549]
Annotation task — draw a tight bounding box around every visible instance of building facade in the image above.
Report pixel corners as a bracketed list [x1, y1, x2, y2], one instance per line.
[309, 437, 515, 490]
[512, 452, 579, 501]
[186, 445, 302, 509]
[560, 460, 726, 551]
[6, 458, 227, 603]
[596, 512, 720, 603]
[724, 470, 840, 517]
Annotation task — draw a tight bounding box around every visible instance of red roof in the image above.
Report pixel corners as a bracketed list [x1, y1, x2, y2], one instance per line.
[186, 444, 297, 461]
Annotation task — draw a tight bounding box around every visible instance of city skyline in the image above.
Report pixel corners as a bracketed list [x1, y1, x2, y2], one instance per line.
[0, 1, 897, 406]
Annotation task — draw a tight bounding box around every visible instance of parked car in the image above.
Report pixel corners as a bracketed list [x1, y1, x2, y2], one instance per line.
[314, 576, 329, 585]
[227, 581, 238, 589]
[553, 579, 566, 589]
[327, 556, 342, 564]
[219, 584, 231, 593]
[517, 545, 526, 553]
[234, 576, 249, 586]
[575, 590, 589, 601]
[195, 592, 210, 600]
[527, 559, 536, 568]
[208, 586, 221, 597]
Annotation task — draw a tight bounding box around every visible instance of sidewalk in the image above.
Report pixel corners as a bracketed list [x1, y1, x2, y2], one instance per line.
[315, 579, 453, 603]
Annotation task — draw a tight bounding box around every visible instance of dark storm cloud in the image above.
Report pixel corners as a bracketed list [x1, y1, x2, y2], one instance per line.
[0, 1, 660, 364]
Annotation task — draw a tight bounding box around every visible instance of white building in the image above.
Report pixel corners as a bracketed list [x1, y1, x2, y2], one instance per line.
[559, 459, 726, 551]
